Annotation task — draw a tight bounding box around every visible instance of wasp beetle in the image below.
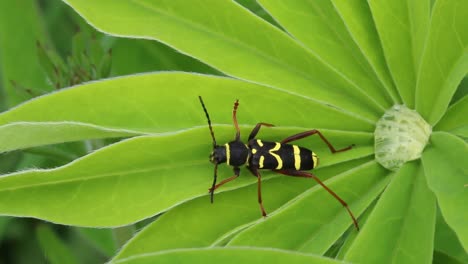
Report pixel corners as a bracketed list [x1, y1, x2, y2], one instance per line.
[198, 96, 359, 230]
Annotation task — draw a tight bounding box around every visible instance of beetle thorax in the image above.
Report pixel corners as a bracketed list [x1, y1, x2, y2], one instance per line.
[225, 141, 249, 167]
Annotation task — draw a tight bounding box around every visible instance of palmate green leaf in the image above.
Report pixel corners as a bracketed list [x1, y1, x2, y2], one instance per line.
[0, 73, 374, 153]
[335, 201, 377, 260]
[228, 161, 389, 254]
[422, 132, 468, 251]
[433, 251, 466, 264]
[416, 0, 468, 126]
[0, 122, 141, 153]
[235, 0, 281, 28]
[258, 0, 393, 109]
[368, 0, 430, 108]
[0, 130, 210, 226]
[434, 208, 468, 263]
[451, 76, 468, 104]
[331, 0, 400, 103]
[112, 248, 344, 264]
[435, 95, 468, 137]
[344, 161, 436, 264]
[111, 38, 219, 76]
[114, 157, 372, 260]
[0, 152, 22, 173]
[0, 0, 51, 107]
[63, 0, 383, 121]
[0, 126, 371, 226]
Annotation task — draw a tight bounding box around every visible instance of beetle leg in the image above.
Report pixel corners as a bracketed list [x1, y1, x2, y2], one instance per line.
[248, 167, 267, 217]
[248, 123, 275, 141]
[280, 129, 354, 153]
[232, 99, 241, 141]
[273, 169, 359, 231]
[208, 167, 240, 193]
[209, 163, 219, 203]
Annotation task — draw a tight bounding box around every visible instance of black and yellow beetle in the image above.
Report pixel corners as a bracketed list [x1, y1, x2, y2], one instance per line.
[199, 96, 359, 230]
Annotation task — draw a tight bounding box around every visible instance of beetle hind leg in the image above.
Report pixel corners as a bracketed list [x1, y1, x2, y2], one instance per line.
[248, 166, 267, 217]
[273, 169, 359, 231]
[280, 129, 353, 154]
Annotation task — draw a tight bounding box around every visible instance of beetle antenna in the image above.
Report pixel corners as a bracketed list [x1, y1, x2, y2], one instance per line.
[199, 96, 217, 147]
[210, 162, 218, 203]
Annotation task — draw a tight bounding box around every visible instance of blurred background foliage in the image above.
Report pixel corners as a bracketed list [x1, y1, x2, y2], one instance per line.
[0, 0, 271, 263]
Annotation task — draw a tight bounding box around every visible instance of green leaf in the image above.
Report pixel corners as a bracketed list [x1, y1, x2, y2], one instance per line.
[63, 0, 383, 121]
[77, 227, 117, 257]
[0, 127, 370, 226]
[114, 157, 372, 260]
[368, 0, 430, 107]
[331, 0, 400, 103]
[113, 225, 137, 250]
[36, 224, 79, 264]
[0, 0, 51, 106]
[344, 161, 436, 264]
[435, 95, 468, 137]
[0, 131, 210, 226]
[451, 76, 468, 104]
[258, 0, 392, 109]
[335, 200, 377, 259]
[227, 161, 389, 254]
[451, 126, 468, 138]
[422, 132, 468, 251]
[0, 122, 140, 153]
[235, 0, 280, 27]
[111, 39, 218, 76]
[0, 152, 23, 173]
[112, 248, 345, 264]
[416, 0, 468, 125]
[434, 208, 468, 263]
[0, 73, 374, 152]
[433, 250, 467, 264]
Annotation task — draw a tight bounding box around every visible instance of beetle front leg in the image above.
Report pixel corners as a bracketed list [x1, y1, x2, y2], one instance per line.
[248, 123, 275, 141]
[208, 167, 240, 194]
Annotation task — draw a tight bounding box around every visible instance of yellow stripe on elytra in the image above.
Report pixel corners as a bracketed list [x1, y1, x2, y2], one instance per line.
[312, 152, 318, 168]
[293, 145, 301, 170]
[269, 142, 283, 169]
[257, 139, 264, 147]
[252, 148, 257, 154]
[225, 143, 230, 165]
[259, 155, 265, 168]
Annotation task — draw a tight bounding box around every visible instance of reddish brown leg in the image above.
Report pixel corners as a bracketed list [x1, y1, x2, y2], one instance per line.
[248, 123, 275, 141]
[274, 169, 359, 231]
[232, 99, 241, 141]
[248, 166, 267, 217]
[208, 167, 240, 192]
[209, 163, 219, 203]
[281, 129, 353, 153]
